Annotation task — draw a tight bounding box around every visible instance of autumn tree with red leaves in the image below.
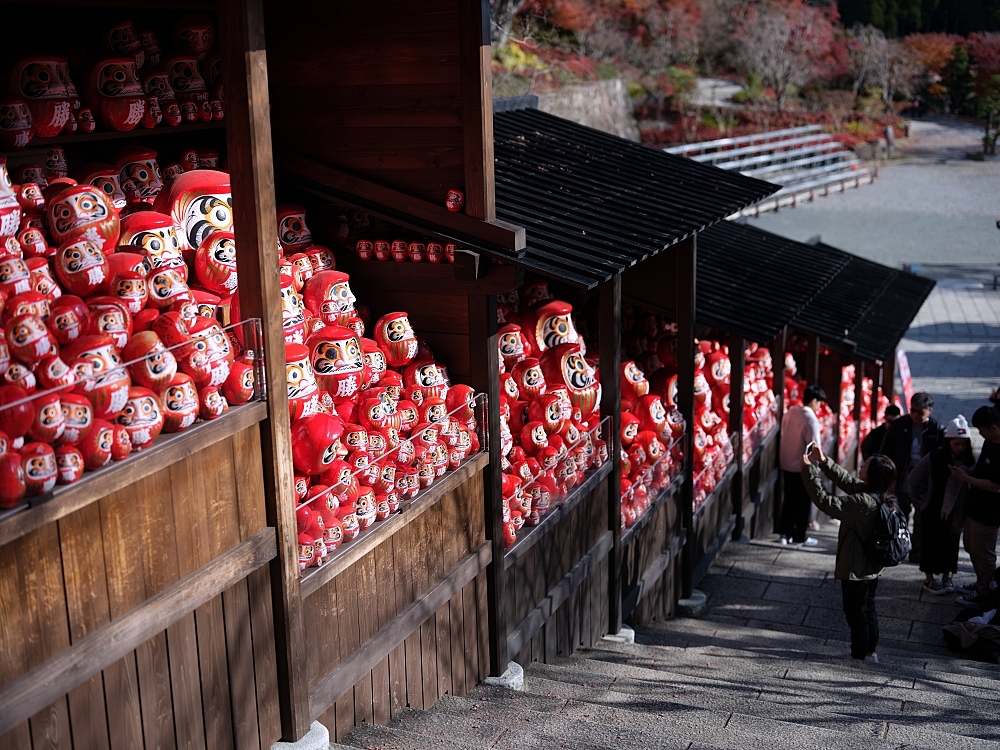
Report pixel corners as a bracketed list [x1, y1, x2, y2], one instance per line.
[733, 0, 839, 111]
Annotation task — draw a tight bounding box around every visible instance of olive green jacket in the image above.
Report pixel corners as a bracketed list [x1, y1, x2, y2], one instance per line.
[801, 457, 884, 581]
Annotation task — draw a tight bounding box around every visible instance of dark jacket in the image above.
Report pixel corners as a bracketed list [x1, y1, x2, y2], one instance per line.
[802, 457, 884, 581]
[909, 445, 974, 532]
[861, 422, 892, 460]
[882, 415, 945, 493]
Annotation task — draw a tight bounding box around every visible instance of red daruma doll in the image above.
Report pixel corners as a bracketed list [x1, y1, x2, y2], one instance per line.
[373, 312, 418, 369]
[307, 326, 366, 405]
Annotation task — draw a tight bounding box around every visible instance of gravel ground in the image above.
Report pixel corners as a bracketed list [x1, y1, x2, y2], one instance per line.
[749, 119, 1000, 267]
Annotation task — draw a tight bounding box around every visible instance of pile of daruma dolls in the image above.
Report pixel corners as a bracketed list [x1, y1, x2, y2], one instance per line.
[492, 280, 608, 547]
[0, 151, 251, 508]
[281, 207, 481, 572]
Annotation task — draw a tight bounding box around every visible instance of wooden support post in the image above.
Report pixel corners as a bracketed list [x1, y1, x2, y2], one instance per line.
[469, 294, 506, 675]
[458, 0, 496, 222]
[818, 351, 841, 461]
[675, 238, 697, 600]
[854, 359, 864, 466]
[729, 336, 746, 541]
[772, 327, 787, 534]
[882, 351, 896, 403]
[806, 334, 820, 386]
[600, 276, 623, 635]
[219, 0, 309, 739]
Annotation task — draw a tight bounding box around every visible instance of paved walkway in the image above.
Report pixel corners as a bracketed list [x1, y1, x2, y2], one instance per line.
[899, 283, 1000, 449]
[698, 525, 976, 658]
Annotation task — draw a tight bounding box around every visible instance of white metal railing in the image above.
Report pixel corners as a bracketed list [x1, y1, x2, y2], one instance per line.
[663, 125, 824, 158]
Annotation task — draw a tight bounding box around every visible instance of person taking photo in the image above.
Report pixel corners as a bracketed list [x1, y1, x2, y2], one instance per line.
[802, 443, 899, 662]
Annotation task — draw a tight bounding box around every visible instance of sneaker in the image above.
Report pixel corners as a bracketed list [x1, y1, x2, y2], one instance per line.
[800, 537, 819, 547]
[923, 579, 948, 595]
[954, 581, 978, 595]
[864, 653, 880, 664]
[956, 590, 988, 607]
[779, 536, 789, 545]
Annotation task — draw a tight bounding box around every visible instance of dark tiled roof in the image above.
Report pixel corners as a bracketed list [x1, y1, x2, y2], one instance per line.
[792, 242, 935, 363]
[493, 103, 779, 288]
[695, 222, 849, 344]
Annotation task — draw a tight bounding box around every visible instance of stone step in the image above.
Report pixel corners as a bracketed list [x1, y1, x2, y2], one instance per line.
[592, 636, 1000, 696]
[428, 692, 706, 749]
[431, 687, 890, 750]
[539, 649, 1000, 726]
[524, 655, 1000, 743]
[514, 673, 999, 750]
[641, 616, 997, 679]
[337, 708, 619, 750]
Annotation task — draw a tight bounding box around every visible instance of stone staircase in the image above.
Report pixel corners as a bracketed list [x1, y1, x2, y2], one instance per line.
[334, 529, 998, 749]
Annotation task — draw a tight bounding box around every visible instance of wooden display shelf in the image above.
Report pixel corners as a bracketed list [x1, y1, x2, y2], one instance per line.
[0, 0, 215, 8]
[621, 473, 684, 549]
[299, 449, 489, 598]
[743, 426, 778, 474]
[8, 122, 226, 156]
[692, 460, 738, 523]
[502, 461, 613, 570]
[0, 400, 266, 548]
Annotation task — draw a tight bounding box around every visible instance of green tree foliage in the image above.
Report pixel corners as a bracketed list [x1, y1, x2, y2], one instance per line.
[977, 74, 1000, 153]
[942, 44, 973, 113]
[837, 0, 1000, 36]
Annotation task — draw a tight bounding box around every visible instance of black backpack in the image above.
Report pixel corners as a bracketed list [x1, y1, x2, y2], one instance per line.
[867, 496, 911, 568]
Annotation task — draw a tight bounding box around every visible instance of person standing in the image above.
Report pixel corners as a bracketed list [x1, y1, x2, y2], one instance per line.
[908, 416, 975, 595]
[802, 444, 897, 662]
[949, 406, 1000, 608]
[779, 384, 827, 547]
[883, 392, 945, 563]
[861, 404, 901, 460]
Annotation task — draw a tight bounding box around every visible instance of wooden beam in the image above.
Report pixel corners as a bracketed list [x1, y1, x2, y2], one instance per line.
[469, 294, 507, 675]
[275, 150, 523, 253]
[506, 531, 614, 657]
[599, 275, 623, 635]
[308, 542, 491, 720]
[219, 0, 310, 739]
[337, 255, 522, 297]
[674, 238, 696, 599]
[458, 0, 496, 222]
[0, 528, 276, 737]
[0, 403, 265, 549]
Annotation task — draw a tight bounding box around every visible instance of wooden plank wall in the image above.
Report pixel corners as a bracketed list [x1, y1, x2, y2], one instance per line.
[505, 478, 610, 666]
[623, 498, 682, 626]
[0, 427, 281, 750]
[305, 472, 489, 742]
[749, 437, 780, 540]
[264, 0, 469, 205]
[692, 478, 734, 574]
[363, 291, 472, 385]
